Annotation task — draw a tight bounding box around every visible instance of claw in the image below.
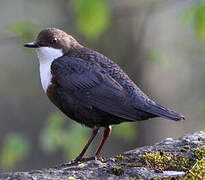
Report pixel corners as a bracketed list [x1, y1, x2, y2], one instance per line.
[55, 155, 105, 168]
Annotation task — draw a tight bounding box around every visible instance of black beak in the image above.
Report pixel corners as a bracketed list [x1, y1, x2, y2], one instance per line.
[24, 41, 39, 48]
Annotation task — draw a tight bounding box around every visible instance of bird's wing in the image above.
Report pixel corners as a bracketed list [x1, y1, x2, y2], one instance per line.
[89, 50, 184, 121]
[51, 56, 145, 121]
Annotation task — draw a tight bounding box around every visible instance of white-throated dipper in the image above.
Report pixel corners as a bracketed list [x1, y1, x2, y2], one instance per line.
[24, 28, 185, 165]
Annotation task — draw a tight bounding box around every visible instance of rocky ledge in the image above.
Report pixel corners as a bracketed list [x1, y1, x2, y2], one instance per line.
[0, 131, 204, 180]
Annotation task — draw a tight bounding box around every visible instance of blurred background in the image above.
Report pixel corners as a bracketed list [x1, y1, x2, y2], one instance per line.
[0, 0, 205, 172]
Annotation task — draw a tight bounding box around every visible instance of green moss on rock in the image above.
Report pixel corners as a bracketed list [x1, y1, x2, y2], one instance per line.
[141, 151, 190, 172]
[111, 166, 124, 176]
[151, 177, 160, 180]
[183, 146, 205, 179]
[180, 145, 190, 152]
[194, 145, 205, 160]
[183, 158, 205, 179]
[115, 154, 129, 163]
[127, 162, 143, 167]
[141, 145, 205, 179]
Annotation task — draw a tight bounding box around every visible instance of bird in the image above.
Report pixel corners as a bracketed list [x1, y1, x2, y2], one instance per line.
[24, 28, 185, 165]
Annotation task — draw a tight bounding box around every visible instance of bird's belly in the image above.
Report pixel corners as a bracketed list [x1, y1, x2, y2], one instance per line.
[46, 85, 125, 128]
[46, 84, 77, 120]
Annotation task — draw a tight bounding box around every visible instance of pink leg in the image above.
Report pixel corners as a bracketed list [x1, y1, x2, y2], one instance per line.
[75, 126, 112, 163]
[74, 126, 99, 162]
[95, 126, 112, 156]
[57, 126, 99, 167]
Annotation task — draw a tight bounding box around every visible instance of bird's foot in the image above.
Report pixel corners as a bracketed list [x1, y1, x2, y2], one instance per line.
[55, 160, 78, 168]
[55, 155, 105, 168]
[95, 155, 106, 162]
[80, 155, 106, 163]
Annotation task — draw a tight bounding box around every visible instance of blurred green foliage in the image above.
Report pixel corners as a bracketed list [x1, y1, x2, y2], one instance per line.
[182, 1, 205, 129]
[147, 48, 165, 66]
[40, 111, 89, 160]
[69, 0, 111, 39]
[112, 123, 136, 141]
[182, 1, 205, 42]
[0, 133, 29, 170]
[8, 21, 38, 43]
[40, 111, 137, 160]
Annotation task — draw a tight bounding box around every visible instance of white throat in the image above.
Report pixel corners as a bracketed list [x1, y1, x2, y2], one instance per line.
[36, 47, 63, 92]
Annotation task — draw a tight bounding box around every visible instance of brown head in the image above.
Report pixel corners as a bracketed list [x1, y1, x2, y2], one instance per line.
[24, 28, 83, 93]
[24, 28, 80, 53]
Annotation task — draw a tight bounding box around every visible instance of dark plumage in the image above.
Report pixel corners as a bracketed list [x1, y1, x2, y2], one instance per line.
[50, 46, 184, 125]
[24, 28, 185, 165]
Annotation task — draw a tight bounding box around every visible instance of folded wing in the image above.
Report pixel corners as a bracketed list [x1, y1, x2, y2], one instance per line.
[51, 57, 156, 121]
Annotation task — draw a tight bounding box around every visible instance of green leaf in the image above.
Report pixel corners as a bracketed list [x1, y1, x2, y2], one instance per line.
[40, 111, 89, 159]
[194, 4, 205, 42]
[40, 111, 66, 154]
[112, 123, 136, 141]
[8, 21, 38, 42]
[45, 111, 66, 130]
[147, 48, 164, 66]
[181, 3, 198, 25]
[70, 0, 111, 39]
[40, 128, 63, 154]
[182, 2, 205, 43]
[0, 133, 29, 169]
[61, 123, 88, 160]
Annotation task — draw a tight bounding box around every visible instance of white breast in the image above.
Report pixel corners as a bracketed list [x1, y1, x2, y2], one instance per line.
[36, 47, 63, 92]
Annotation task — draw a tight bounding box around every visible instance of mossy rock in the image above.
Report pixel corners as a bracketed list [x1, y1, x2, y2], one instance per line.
[0, 131, 204, 180]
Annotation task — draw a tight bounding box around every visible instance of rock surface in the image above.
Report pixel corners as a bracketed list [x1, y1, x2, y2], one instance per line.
[0, 131, 204, 180]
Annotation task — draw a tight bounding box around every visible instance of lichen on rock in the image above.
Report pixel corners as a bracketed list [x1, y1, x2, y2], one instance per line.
[0, 131, 204, 180]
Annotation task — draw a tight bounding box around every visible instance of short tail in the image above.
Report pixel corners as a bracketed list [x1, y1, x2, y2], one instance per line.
[147, 103, 185, 121]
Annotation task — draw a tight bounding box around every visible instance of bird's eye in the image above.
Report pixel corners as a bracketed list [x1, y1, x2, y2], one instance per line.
[51, 38, 57, 43]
